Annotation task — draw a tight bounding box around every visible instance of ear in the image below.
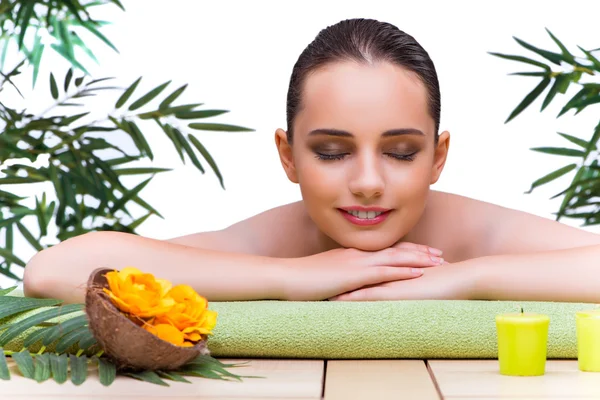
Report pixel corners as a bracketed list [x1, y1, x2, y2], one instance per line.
[275, 128, 299, 183]
[430, 130, 450, 184]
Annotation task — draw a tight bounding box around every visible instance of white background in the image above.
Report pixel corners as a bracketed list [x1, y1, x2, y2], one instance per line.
[2, 0, 600, 286]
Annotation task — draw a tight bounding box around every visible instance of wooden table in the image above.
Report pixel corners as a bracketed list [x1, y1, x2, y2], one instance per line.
[4, 359, 600, 399]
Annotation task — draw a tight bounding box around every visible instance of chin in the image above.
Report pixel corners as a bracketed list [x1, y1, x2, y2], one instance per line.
[334, 231, 399, 252]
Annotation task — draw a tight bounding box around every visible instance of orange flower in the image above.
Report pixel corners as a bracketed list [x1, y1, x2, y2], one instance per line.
[143, 323, 188, 347]
[103, 267, 175, 318]
[154, 284, 218, 343]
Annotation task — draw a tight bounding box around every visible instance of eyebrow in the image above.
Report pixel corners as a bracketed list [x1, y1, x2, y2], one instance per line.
[308, 128, 425, 138]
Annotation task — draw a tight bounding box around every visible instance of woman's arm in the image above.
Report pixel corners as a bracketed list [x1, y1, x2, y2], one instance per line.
[23, 231, 286, 304]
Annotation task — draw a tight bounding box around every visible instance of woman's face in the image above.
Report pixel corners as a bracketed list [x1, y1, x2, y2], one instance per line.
[276, 61, 449, 251]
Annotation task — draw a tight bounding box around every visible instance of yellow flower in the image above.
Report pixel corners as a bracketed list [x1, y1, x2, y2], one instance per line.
[103, 267, 175, 318]
[143, 323, 186, 347]
[154, 284, 218, 343]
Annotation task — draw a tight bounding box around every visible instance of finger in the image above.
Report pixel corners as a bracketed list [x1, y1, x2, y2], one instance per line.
[379, 248, 444, 268]
[331, 284, 396, 301]
[356, 265, 424, 288]
[394, 241, 443, 256]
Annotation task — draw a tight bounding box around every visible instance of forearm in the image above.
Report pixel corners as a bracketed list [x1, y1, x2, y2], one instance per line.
[23, 231, 287, 304]
[469, 244, 600, 303]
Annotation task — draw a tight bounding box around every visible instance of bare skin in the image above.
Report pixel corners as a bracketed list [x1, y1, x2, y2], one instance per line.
[23, 60, 600, 304]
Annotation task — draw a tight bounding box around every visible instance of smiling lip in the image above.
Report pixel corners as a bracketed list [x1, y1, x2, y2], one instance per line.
[338, 207, 392, 226]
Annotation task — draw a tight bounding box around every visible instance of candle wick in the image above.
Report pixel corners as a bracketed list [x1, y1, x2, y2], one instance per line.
[520, 306, 524, 314]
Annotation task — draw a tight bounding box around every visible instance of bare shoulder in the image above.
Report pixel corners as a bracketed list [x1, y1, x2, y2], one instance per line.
[166, 201, 317, 258]
[417, 190, 600, 261]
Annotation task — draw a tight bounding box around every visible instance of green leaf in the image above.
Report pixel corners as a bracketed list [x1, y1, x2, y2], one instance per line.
[509, 71, 549, 77]
[175, 110, 228, 119]
[126, 121, 154, 160]
[110, 178, 152, 213]
[50, 73, 59, 99]
[0, 286, 17, 296]
[69, 354, 87, 386]
[6, 224, 14, 253]
[31, 35, 45, 87]
[585, 121, 600, 159]
[50, 44, 89, 74]
[0, 349, 9, 380]
[75, 76, 84, 86]
[42, 314, 88, 346]
[188, 134, 224, 189]
[578, 46, 600, 71]
[488, 52, 551, 71]
[79, 20, 119, 53]
[124, 370, 169, 386]
[17, 1, 35, 50]
[513, 36, 564, 65]
[159, 84, 187, 110]
[525, 163, 577, 194]
[64, 68, 73, 91]
[0, 297, 61, 320]
[0, 247, 26, 267]
[157, 370, 191, 383]
[541, 74, 568, 111]
[156, 121, 185, 162]
[572, 95, 600, 110]
[545, 29, 575, 64]
[188, 123, 254, 132]
[13, 351, 34, 379]
[174, 128, 205, 173]
[77, 330, 97, 350]
[49, 353, 68, 384]
[98, 357, 116, 386]
[24, 327, 50, 347]
[55, 325, 89, 353]
[0, 304, 83, 346]
[35, 196, 48, 237]
[57, 20, 74, 60]
[557, 132, 595, 151]
[529, 147, 585, 157]
[505, 77, 551, 123]
[114, 167, 171, 176]
[116, 77, 142, 108]
[34, 353, 51, 383]
[128, 211, 152, 230]
[128, 81, 171, 111]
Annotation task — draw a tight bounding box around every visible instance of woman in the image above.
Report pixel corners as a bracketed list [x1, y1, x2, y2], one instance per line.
[23, 18, 600, 304]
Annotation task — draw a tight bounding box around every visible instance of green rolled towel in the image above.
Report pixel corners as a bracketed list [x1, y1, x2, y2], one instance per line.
[2, 291, 597, 359]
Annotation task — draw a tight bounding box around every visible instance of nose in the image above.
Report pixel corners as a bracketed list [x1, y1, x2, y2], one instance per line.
[348, 152, 385, 199]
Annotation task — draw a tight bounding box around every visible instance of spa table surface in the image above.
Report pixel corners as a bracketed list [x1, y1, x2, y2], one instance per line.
[4, 358, 600, 399]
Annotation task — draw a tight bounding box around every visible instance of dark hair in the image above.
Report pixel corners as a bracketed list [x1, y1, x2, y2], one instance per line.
[285, 18, 440, 144]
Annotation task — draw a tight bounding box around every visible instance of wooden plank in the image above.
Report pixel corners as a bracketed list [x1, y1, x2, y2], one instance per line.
[324, 360, 439, 400]
[429, 359, 600, 398]
[2, 358, 324, 398]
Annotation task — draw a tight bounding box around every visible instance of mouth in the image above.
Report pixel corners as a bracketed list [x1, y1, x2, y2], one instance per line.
[338, 208, 392, 226]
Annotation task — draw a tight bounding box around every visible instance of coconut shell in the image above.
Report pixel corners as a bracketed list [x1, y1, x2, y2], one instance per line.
[85, 268, 209, 371]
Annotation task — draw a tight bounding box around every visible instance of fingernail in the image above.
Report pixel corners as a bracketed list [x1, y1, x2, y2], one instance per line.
[412, 268, 424, 275]
[430, 255, 444, 264]
[429, 247, 443, 256]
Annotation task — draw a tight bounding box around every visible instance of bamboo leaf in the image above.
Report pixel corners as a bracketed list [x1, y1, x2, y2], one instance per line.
[513, 36, 564, 65]
[578, 45, 600, 71]
[17, 1, 35, 50]
[69, 354, 87, 386]
[509, 71, 548, 77]
[35, 196, 48, 237]
[175, 110, 228, 119]
[188, 134, 224, 189]
[159, 84, 187, 110]
[110, 178, 152, 213]
[79, 20, 119, 53]
[98, 357, 116, 386]
[114, 167, 171, 176]
[116, 77, 141, 108]
[42, 314, 88, 346]
[0, 297, 61, 320]
[557, 132, 595, 150]
[545, 29, 576, 64]
[49, 353, 68, 384]
[128, 211, 152, 230]
[505, 77, 551, 123]
[34, 353, 51, 382]
[156, 121, 185, 162]
[0, 349, 9, 380]
[174, 128, 204, 173]
[530, 147, 585, 157]
[558, 87, 589, 117]
[50, 73, 59, 99]
[188, 122, 254, 132]
[541, 74, 568, 111]
[126, 121, 154, 160]
[488, 52, 551, 70]
[64, 68, 73, 91]
[525, 163, 577, 193]
[125, 370, 169, 386]
[0, 304, 83, 346]
[0, 247, 26, 267]
[31, 36, 45, 87]
[157, 370, 191, 383]
[50, 44, 89, 74]
[57, 20, 74, 60]
[585, 120, 600, 158]
[128, 81, 171, 111]
[13, 351, 35, 379]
